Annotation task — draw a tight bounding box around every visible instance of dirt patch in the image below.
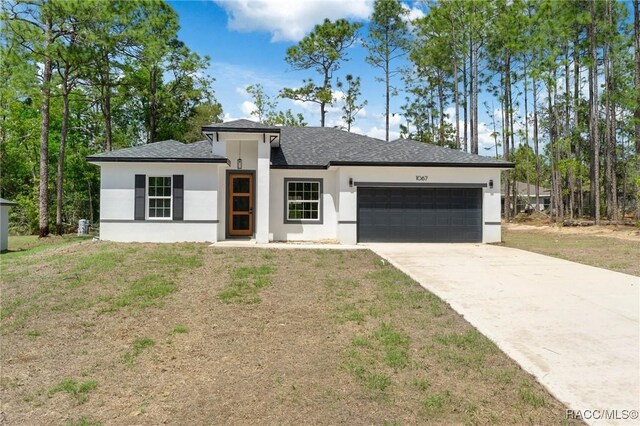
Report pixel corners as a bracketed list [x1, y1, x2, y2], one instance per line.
[505, 222, 640, 242]
[1, 242, 580, 425]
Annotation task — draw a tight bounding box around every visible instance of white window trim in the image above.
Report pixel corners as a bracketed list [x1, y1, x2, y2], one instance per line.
[284, 178, 323, 224]
[147, 176, 172, 220]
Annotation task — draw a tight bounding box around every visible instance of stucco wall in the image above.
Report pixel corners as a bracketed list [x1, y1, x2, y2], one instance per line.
[97, 162, 222, 242]
[269, 169, 338, 241]
[95, 159, 503, 244]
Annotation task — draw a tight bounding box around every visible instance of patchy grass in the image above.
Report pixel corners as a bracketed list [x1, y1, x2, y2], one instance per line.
[103, 274, 177, 312]
[4, 234, 92, 253]
[122, 338, 155, 366]
[218, 264, 275, 304]
[171, 326, 188, 334]
[0, 240, 579, 425]
[501, 227, 640, 276]
[67, 417, 102, 426]
[48, 378, 98, 404]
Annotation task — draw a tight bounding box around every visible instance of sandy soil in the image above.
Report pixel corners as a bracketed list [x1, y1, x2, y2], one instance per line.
[505, 222, 640, 242]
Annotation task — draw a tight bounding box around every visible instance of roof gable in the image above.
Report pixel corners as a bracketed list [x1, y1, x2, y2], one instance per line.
[202, 119, 280, 133]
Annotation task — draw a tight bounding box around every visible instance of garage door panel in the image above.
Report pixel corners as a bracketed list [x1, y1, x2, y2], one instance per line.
[358, 187, 482, 243]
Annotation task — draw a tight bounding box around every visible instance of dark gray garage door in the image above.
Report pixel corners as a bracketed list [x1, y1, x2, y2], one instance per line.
[357, 187, 482, 243]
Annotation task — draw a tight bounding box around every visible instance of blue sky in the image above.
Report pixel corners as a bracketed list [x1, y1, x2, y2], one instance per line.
[167, 0, 499, 147]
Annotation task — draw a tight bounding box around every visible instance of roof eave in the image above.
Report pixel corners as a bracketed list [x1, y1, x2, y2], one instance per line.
[201, 126, 280, 134]
[269, 164, 328, 170]
[86, 157, 231, 165]
[327, 161, 515, 169]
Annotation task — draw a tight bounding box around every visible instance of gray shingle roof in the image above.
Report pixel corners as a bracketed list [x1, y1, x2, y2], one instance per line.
[270, 128, 513, 168]
[86, 127, 513, 168]
[0, 198, 17, 206]
[86, 140, 229, 164]
[202, 119, 280, 133]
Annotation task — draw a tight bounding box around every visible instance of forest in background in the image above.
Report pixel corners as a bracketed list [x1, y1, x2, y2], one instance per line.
[1, 0, 639, 236]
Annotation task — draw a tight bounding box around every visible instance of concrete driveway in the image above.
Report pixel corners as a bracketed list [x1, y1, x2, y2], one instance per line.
[365, 243, 639, 425]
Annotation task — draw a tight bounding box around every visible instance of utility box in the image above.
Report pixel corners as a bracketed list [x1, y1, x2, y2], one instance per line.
[78, 219, 89, 236]
[1, 198, 17, 251]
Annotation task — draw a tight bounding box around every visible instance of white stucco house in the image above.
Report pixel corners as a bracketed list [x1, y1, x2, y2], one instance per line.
[87, 119, 513, 244]
[0, 198, 17, 252]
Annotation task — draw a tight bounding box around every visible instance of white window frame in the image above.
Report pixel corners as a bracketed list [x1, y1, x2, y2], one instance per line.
[284, 178, 323, 224]
[147, 176, 172, 220]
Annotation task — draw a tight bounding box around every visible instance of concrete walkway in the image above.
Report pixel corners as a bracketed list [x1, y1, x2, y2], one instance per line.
[365, 243, 639, 425]
[211, 240, 365, 250]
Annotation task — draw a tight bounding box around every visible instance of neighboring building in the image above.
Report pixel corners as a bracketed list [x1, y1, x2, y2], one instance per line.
[0, 198, 17, 251]
[87, 120, 513, 244]
[501, 180, 551, 212]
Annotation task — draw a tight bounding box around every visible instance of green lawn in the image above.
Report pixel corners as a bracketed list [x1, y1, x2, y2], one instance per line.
[0, 237, 579, 425]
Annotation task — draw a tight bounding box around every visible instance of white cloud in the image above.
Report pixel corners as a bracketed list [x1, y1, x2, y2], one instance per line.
[389, 113, 403, 126]
[235, 86, 250, 98]
[402, 2, 425, 22]
[366, 126, 400, 141]
[211, 62, 296, 93]
[214, 0, 373, 42]
[332, 90, 345, 102]
[241, 100, 258, 116]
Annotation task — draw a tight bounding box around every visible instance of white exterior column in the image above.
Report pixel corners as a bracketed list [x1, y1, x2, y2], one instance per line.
[255, 138, 271, 243]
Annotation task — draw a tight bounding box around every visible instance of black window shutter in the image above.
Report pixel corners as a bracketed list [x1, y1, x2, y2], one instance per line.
[134, 174, 146, 220]
[173, 175, 184, 221]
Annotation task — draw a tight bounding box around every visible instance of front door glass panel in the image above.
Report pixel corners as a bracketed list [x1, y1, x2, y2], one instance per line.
[229, 174, 253, 236]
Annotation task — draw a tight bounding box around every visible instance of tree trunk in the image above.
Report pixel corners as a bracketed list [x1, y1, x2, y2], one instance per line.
[505, 53, 517, 218]
[548, 83, 557, 222]
[604, 0, 618, 221]
[523, 59, 531, 208]
[589, 0, 600, 224]
[502, 71, 510, 221]
[104, 90, 112, 151]
[39, 17, 52, 238]
[574, 35, 583, 217]
[552, 80, 564, 221]
[437, 70, 445, 146]
[56, 68, 70, 236]
[634, 0, 640, 219]
[149, 66, 158, 143]
[453, 59, 460, 150]
[452, 18, 460, 150]
[385, 50, 390, 142]
[635, 0, 640, 156]
[565, 45, 575, 220]
[533, 77, 541, 211]
[463, 47, 468, 153]
[471, 39, 479, 154]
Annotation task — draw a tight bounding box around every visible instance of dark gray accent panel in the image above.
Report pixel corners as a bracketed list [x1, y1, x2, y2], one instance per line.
[357, 187, 482, 243]
[283, 178, 324, 224]
[354, 182, 487, 188]
[338, 220, 357, 224]
[173, 175, 184, 221]
[134, 174, 146, 221]
[484, 221, 501, 225]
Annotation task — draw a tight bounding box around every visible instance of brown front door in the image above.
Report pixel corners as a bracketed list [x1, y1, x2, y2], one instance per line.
[228, 173, 254, 236]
